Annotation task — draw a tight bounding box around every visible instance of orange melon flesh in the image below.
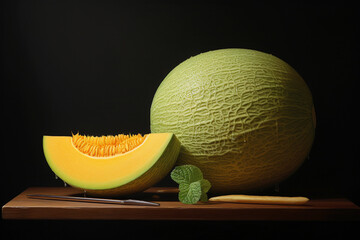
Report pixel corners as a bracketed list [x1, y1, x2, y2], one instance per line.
[43, 133, 180, 196]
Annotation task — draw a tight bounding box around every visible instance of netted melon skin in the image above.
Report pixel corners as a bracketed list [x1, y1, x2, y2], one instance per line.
[150, 49, 315, 193]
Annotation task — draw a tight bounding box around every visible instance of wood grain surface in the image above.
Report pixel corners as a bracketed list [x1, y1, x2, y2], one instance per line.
[2, 187, 360, 221]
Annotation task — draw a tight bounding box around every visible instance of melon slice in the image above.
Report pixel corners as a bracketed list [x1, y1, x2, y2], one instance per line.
[43, 133, 180, 196]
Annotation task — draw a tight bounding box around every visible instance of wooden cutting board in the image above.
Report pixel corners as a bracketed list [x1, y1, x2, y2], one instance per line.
[2, 187, 360, 221]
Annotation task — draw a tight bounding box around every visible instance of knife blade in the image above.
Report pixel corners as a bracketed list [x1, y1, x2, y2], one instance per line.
[27, 194, 160, 206]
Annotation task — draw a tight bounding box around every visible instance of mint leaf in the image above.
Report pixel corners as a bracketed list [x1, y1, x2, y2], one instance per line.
[199, 179, 211, 202]
[200, 179, 211, 193]
[170, 165, 211, 204]
[170, 165, 203, 184]
[200, 192, 208, 202]
[178, 181, 202, 204]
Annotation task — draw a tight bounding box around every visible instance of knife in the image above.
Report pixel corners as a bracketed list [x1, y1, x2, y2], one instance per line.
[27, 194, 160, 207]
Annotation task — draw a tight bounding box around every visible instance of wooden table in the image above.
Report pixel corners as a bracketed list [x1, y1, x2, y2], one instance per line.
[2, 187, 360, 221]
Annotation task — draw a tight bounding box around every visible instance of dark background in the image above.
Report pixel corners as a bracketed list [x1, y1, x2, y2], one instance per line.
[2, 0, 359, 238]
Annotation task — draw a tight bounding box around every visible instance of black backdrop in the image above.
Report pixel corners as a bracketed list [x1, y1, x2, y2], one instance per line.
[2, 0, 359, 238]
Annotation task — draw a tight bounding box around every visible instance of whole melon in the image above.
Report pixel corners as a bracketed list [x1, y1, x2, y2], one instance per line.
[150, 49, 315, 193]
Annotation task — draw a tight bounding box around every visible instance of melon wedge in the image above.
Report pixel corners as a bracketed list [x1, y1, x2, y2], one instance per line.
[43, 133, 180, 196]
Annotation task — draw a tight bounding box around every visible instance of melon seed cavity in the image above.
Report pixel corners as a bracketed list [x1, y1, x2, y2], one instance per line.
[72, 133, 146, 157]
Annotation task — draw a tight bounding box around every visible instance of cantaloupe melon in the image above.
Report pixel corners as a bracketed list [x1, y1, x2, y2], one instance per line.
[43, 133, 180, 196]
[150, 48, 315, 193]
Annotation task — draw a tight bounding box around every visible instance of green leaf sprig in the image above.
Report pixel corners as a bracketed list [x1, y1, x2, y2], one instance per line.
[170, 165, 211, 204]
